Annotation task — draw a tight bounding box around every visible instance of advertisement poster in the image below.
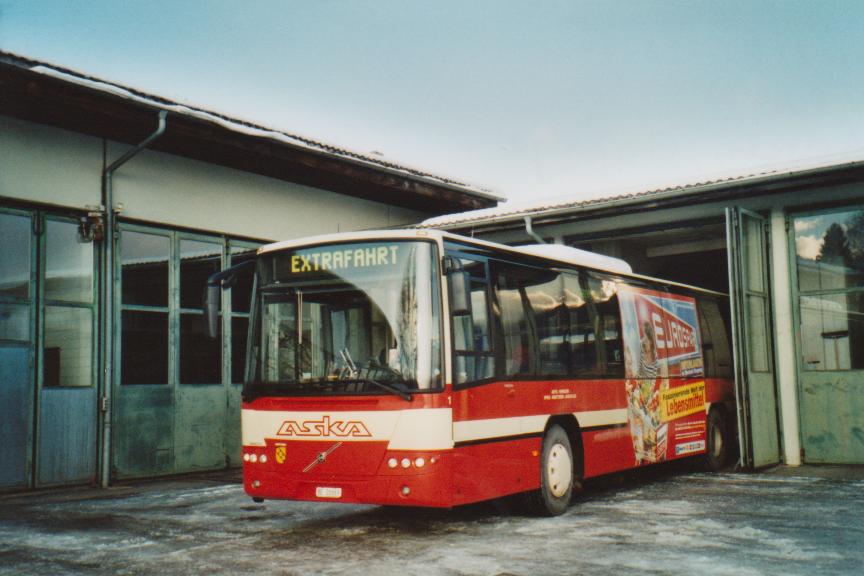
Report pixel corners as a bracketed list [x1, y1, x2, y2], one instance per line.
[618, 286, 706, 464]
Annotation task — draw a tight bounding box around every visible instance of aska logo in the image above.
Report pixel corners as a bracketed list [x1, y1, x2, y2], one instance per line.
[277, 415, 372, 438]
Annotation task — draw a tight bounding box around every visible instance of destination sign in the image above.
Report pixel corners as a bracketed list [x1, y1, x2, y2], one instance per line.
[288, 244, 401, 274]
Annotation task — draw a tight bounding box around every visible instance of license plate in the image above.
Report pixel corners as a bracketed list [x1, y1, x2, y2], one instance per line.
[315, 486, 342, 499]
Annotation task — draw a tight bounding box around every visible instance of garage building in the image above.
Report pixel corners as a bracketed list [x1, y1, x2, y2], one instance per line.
[0, 52, 499, 491]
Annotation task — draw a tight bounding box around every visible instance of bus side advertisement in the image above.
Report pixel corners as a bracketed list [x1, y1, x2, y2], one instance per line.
[619, 286, 707, 464]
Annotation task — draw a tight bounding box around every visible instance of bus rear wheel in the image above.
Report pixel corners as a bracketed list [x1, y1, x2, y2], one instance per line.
[704, 408, 729, 471]
[530, 424, 574, 516]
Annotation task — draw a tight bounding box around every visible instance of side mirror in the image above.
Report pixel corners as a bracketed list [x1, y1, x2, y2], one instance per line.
[203, 259, 256, 340]
[444, 256, 472, 316]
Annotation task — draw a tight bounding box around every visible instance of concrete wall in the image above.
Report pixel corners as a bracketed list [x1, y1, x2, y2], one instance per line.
[0, 116, 102, 209]
[0, 115, 431, 239]
[106, 142, 428, 240]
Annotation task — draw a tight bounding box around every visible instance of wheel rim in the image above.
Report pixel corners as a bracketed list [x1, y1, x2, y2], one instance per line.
[546, 442, 573, 498]
[712, 424, 723, 458]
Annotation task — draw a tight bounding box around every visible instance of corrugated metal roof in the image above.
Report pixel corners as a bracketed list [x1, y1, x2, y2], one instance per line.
[1, 50, 503, 204]
[417, 158, 864, 229]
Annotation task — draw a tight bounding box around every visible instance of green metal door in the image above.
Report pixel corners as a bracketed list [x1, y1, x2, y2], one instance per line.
[37, 217, 98, 485]
[0, 209, 99, 489]
[791, 207, 864, 463]
[114, 226, 261, 478]
[175, 236, 225, 472]
[115, 226, 175, 477]
[727, 207, 781, 469]
[0, 209, 35, 489]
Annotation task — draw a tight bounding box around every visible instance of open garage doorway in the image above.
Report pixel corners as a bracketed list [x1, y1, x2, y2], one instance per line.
[566, 214, 782, 470]
[565, 220, 729, 293]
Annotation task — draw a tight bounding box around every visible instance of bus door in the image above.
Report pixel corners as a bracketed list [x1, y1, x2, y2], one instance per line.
[726, 207, 781, 468]
[447, 255, 494, 389]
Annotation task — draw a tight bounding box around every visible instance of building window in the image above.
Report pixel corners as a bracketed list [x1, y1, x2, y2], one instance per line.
[44, 218, 95, 388]
[0, 212, 31, 302]
[179, 238, 222, 384]
[121, 310, 169, 385]
[121, 230, 170, 385]
[44, 306, 93, 387]
[0, 212, 31, 342]
[121, 231, 169, 308]
[794, 208, 864, 371]
[120, 227, 263, 386]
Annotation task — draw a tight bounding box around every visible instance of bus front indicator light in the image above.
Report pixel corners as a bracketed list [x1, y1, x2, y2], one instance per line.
[260, 454, 268, 464]
[414, 457, 425, 468]
[401, 486, 411, 496]
[387, 458, 398, 469]
[401, 458, 411, 469]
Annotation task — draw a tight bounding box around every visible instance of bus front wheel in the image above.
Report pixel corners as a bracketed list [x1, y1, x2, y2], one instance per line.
[531, 424, 574, 516]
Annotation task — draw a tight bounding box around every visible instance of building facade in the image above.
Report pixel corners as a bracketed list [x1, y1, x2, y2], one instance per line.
[0, 53, 498, 490]
[421, 163, 864, 468]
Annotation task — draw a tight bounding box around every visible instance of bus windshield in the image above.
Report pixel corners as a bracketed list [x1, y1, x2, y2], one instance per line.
[247, 240, 442, 397]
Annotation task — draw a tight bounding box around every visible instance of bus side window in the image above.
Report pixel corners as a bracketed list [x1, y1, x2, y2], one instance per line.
[493, 262, 564, 378]
[586, 272, 625, 378]
[469, 281, 491, 352]
[525, 272, 566, 377]
[494, 265, 532, 377]
[696, 297, 716, 377]
[697, 297, 732, 378]
[562, 272, 599, 377]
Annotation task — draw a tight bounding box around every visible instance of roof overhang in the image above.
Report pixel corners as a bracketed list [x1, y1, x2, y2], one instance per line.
[419, 159, 864, 232]
[0, 52, 502, 214]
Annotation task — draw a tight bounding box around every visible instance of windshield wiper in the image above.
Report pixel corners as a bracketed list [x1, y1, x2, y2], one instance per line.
[335, 348, 411, 400]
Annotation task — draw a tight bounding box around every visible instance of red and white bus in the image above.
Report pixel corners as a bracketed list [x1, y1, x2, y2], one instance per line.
[208, 230, 735, 515]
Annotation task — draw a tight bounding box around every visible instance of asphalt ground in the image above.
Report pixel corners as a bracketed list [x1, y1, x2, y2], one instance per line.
[1, 463, 862, 576]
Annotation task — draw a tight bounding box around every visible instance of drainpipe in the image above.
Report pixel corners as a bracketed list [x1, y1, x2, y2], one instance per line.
[100, 110, 167, 488]
[523, 215, 547, 244]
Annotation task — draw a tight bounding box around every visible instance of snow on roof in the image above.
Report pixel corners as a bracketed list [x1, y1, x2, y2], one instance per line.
[2, 51, 502, 203]
[417, 157, 864, 229]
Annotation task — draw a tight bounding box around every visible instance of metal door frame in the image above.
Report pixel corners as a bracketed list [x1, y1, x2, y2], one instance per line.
[35, 213, 100, 486]
[726, 206, 782, 469]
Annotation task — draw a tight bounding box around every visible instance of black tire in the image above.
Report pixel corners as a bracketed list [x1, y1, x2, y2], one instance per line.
[704, 408, 729, 471]
[529, 424, 575, 516]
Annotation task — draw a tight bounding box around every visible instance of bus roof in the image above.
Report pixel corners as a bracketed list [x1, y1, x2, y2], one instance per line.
[258, 230, 727, 298]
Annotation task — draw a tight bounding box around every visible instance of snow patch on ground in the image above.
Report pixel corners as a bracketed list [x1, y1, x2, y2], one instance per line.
[1, 470, 862, 576]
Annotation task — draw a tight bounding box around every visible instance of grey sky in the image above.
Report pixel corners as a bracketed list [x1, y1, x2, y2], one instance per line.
[2, 1, 862, 205]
